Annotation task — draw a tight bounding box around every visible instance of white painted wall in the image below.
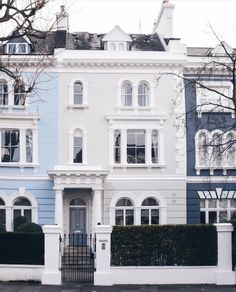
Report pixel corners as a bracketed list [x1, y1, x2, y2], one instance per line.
[0, 265, 43, 282]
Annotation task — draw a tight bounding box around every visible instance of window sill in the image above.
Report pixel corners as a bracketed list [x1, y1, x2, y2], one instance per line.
[0, 163, 38, 168]
[117, 106, 152, 110]
[112, 163, 166, 169]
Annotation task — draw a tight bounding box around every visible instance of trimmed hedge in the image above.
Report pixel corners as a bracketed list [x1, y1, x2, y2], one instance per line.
[111, 225, 217, 266]
[16, 222, 43, 233]
[0, 233, 44, 265]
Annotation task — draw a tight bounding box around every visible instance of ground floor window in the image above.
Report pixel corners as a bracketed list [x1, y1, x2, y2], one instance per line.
[115, 198, 134, 225]
[141, 197, 159, 225]
[13, 197, 32, 224]
[0, 198, 6, 230]
[200, 198, 236, 224]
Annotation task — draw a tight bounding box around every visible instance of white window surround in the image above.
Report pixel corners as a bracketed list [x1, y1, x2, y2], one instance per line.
[69, 127, 88, 165]
[0, 122, 38, 168]
[0, 189, 38, 231]
[0, 76, 29, 110]
[107, 116, 166, 168]
[117, 79, 154, 110]
[109, 191, 167, 226]
[196, 81, 234, 118]
[68, 79, 88, 111]
[195, 129, 236, 175]
[6, 43, 30, 54]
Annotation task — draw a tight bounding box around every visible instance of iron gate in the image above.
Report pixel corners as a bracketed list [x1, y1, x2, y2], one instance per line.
[61, 233, 95, 283]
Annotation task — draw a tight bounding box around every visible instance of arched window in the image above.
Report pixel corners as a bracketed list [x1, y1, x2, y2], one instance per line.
[118, 43, 125, 51]
[115, 198, 134, 225]
[225, 132, 236, 167]
[0, 80, 8, 105]
[13, 197, 32, 224]
[0, 198, 6, 230]
[211, 132, 222, 167]
[14, 81, 25, 105]
[138, 82, 150, 106]
[121, 81, 132, 106]
[141, 197, 159, 225]
[73, 129, 83, 163]
[109, 43, 116, 51]
[197, 131, 209, 167]
[74, 81, 83, 105]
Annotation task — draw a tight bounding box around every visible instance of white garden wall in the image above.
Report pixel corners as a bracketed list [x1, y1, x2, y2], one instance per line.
[0, 265, 43, 282]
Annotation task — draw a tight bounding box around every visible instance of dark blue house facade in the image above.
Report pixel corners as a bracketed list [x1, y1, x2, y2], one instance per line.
[185, 47, 236, 224]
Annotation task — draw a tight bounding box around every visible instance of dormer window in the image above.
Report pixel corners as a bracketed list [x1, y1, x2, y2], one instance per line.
[6, 43, 30, 54]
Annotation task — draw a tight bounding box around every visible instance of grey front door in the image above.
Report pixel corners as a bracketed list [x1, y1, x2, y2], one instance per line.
[69, 207, 86, 235]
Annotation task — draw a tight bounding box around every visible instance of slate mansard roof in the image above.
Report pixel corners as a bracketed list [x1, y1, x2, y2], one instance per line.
[68, 32, 166, 51]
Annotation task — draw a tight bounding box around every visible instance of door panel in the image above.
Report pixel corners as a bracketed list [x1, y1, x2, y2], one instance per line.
[69, 207, 86, 234]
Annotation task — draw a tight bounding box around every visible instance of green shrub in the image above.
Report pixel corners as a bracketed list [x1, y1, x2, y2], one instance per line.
[14, 216, 27, 231]
[111, 225, 217, 266]
[16, 222, 43, 233]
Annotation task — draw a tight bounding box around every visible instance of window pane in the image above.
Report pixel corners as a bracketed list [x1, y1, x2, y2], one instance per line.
[141, 209, 149, 225]
[200, 211, 206, 224]
[114, 130, 121, 163]
[230, 211, 236, 220]
[125, 209, 134, 225]
[8, 44, 16, 54]
[209, 211, 217, 224]
[219, 211, 227, 223]
[138, 83, 149, 106]
[116, 198, 133, 206]
[115, 210, 123, 225]
[0, 209, 6, 229]
[70, 198, 86, 206]
[26, 129, 33, 163]
[14, 209, 21, 220]
[14, 83, 25, 105]
[200, 199, 205, 208]
[74, 148, 82, 163]
[24, 209, 32, 223]
[230, 199, 236, 208]
[142, 198, 159, 206]
[127, 130, 145, 164]
[0, 82, 8, 105]
[1, 130, 20, 163]
[0, 198, 5, 206]
[74, 82, 83, 104]
[219, 199, 227, 208]
[209, 199, 217, 208]
[18, 44, 27, 54]
[121, 82, 132, 106]
[14, 198, 31, 206]
[151, 130, 158, 163]
[151, 209, 159, 224]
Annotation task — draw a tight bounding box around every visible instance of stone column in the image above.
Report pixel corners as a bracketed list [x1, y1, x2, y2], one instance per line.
[94, 225, 113, 286]
[54, 188, 64, 229]
[215, 223, 235, 285]
[92, 187, 102, 233]
[42, 225, 62, 285]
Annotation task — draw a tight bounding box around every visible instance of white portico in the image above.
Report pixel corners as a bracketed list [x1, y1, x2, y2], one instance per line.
[48, 166, 109, 235]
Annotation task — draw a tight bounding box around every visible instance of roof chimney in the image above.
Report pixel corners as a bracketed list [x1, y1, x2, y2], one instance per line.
[153, 0, 175, 38]
[56, 5, 69, 31]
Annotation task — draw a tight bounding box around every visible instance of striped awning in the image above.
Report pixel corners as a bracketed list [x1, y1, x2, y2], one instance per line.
[198, 188, 236, 199]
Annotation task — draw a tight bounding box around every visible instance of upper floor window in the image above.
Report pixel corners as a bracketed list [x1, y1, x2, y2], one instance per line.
[73, 129, 83, 164]
[113, 128, 161, 166]
[14, 82, 25, 106]
[6, 43, 30, 54]
[138, 82, 150, 107]
[195, 129, 236, 174]
[74, 81, 83, 105]
[0, 128, 35, 165]
[127, 130, 145, 164]
[121, 81, 132, 106]
[115, 198, 134, 226]
[0, 80, 8, 105]
[141, 197, 160, 225]
[196, 81, 233, 117]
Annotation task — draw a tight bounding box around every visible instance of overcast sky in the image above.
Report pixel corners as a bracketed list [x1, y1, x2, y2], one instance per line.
[50, 0, 236, 48]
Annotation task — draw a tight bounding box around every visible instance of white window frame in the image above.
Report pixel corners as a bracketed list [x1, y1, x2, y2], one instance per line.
[69, 128, 87, 165]
[196, 81, 234, 118]
[138, 81, 150, 107]
[0, 121, 38, 168]
[117, 79, 153, 111]
[141, 197, 160, 225]
[200, 198, 236, 224]
[195, 129, 236, 175]
[115, 197, 134, 226]
[68, 79, 88, 110]
[107, 117, 166, 168]
[6, 43, 30, 54]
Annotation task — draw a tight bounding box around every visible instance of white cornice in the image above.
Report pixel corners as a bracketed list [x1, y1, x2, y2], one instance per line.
[0, 113, 39, 121]
[187, 176, 236, 183]
[106, 114, 167, 121]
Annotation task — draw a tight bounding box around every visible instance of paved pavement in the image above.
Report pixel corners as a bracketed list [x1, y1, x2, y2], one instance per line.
[0, 283, 235, 292]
